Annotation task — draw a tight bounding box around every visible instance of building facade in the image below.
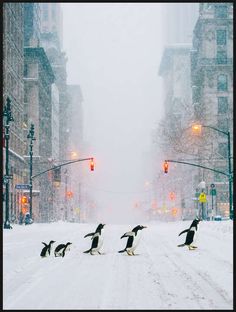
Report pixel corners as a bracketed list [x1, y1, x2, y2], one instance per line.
[158, 44, 198, 219]
[191, 3, 233, 218]
[24, 47, 55, 222]
[3, 3, 26, 224]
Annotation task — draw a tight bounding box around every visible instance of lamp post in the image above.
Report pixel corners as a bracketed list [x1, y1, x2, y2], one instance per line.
[3, 97, 14, 229]
[27, 123, 36, 219]
[192, 124, 233, 219]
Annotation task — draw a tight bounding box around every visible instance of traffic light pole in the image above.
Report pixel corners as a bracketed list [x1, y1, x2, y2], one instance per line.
[31, 157, 94, 179]
[165, 159, 232, 219]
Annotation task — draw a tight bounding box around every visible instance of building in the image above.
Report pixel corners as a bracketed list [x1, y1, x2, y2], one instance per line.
[24, 47, 55, 222]
[161, 3, 199, 45]
[24, 3, 41, 47]
[66, 85, 84, 221]
[3, 3, 25, 224]
[40, 3, 68, 163]
[191, 3, 233, 218]
[158, 44, 198, 219]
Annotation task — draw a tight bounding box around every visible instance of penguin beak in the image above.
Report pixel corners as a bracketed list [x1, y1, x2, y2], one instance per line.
[142, 226, 147, 228]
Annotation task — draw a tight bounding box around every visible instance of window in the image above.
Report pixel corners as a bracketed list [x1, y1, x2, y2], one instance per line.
[215, 5, 228, 18]
[217, 118, 229, 133]
[217, 51, 227, 64]
[218, 97, 228, 114]
[216, 30, 226, 45]
[217, 75, 227, 91]
[24, 64, 28, 77]
[218, 143, 228, 158]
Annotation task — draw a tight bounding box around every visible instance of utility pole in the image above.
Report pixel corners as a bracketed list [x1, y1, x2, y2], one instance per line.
[64, 169, 68, 221]
[27, 123, 36, 219]
[3, 97, 14, 229]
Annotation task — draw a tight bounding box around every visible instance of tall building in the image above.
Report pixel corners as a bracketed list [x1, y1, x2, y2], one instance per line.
[66, 85, 84, 222]
[24, 47, 55, 222]
[40, 3, 68, 163]
[24, 3, 41, 47]
[161, 3, 199, 45]
[158, 44, 198, 219]
[3, 3, 25, 224]
[191, 3, 233, 218]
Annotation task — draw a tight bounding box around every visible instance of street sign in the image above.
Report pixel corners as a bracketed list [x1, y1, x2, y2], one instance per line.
[15, 184, 30, 190]
[198, 192, 207, 203]
[210, 189, 217, 196]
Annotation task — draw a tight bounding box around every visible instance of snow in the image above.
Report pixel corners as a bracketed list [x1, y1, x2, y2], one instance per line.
[3, 220, 233, 310]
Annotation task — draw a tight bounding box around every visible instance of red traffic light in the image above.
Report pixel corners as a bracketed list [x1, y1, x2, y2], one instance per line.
[20, 195, 28, 204]
[90, 158, 95, 171]
[66, 191, 73, 198]
[163, 161, 169, 173]
[169, 192, 176, 201]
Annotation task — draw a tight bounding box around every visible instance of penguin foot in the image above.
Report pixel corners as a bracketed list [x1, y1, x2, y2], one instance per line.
[188, 245, 197, 250]
[127, 251, 133, 256]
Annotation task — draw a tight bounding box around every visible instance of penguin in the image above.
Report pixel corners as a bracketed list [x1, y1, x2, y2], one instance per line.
[83, 223, 105, 255]
[40, 240, 56, 257]
[178, 217, 201, 250]
[54, 242, 72, 257]
[118, 225, 147, 256]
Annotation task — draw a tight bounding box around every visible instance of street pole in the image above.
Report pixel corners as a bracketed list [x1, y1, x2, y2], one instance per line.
[3, 97, 14, 229]
[211, 191, 214, 221]
[65, 169, 68, 221]
[227, 131, 233, 219]
[27, 123, 36, 219]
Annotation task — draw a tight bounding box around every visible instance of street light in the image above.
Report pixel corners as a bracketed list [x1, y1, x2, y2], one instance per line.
[191, 123, 233, 219]
[27, 123, 36, 219]
[3, 97, 14, 229]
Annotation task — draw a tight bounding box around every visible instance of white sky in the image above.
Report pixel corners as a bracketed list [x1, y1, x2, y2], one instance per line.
[61, 3, 165, 222]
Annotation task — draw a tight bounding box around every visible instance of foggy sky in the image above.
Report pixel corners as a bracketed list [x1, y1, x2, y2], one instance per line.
[61, 3, 165, 223]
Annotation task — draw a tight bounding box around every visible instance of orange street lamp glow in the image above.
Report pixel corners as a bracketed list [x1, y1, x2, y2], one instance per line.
[192, 124, 202, 134]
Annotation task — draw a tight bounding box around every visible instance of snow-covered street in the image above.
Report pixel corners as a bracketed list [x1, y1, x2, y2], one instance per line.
[3, 220, 233, 310]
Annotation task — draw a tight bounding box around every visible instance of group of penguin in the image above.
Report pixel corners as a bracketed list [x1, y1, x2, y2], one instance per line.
[40, 217, 201, 258]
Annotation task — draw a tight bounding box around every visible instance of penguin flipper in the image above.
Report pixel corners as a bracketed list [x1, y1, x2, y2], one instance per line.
[84, 232, 95, 238]
[120, 231, 134, 239]
[42, 242, 47, 247]
[178, 229, 188, 236]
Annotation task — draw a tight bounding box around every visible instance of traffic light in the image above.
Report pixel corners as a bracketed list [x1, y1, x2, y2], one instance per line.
[90, 158, 95, 171]
[163, 161, 169, 173]
[53, 166, 61, 182]
[20, 195, 28, 204]
[169, 192, 176, 201]
[171, 208, 178, 216]
[66, 191, 73, 198]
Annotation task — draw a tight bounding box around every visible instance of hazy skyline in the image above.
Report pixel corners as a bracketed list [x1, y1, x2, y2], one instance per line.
[61, 3, 167, 222]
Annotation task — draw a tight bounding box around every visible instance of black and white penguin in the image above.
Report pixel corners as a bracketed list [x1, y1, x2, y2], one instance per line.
[178, 217, 201, 250]
[118, 225, 147, 256]
[40, 240, 56, 257]
[54, 242, 72, 257]
[83, 223, 105, 255]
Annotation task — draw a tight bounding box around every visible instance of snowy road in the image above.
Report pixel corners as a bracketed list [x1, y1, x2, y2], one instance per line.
[3, 221, 233, 310]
